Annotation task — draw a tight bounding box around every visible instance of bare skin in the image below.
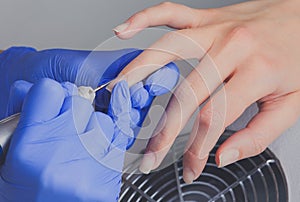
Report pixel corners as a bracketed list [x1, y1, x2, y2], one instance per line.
[110, 0, 300, 183]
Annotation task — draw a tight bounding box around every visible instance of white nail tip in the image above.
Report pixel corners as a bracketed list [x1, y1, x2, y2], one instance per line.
[219, 149, 239, 167]
[113, 23, 130, 33]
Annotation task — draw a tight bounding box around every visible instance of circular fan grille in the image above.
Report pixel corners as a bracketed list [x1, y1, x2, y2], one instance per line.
[120, 130, 288, 202]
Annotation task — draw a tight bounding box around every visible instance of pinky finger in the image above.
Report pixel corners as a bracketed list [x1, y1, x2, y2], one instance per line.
[216, 92, 300, 167]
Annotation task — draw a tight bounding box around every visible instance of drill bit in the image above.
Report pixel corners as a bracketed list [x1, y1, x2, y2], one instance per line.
[94, 81, 112, 92]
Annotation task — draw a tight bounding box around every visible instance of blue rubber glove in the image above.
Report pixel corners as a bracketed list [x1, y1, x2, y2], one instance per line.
[0, 47, 180, 122]
[0, 47, 180, 149]
[0, 78, 133, 202]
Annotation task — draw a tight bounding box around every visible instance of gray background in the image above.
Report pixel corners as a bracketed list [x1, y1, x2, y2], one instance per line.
[0, 0, 299, 201]
[0, 0, 246, 50]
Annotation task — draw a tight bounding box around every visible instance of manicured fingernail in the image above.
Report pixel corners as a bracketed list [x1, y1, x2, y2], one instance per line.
[219, 149, 239, 167]
[106, 83, 113, 92]
[113, 22, 130, 33]
[106, 76, 126, 92]
[183, 167, 195, 184]
[139, 152, 155, 174]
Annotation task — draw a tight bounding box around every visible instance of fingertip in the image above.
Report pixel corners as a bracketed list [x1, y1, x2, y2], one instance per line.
[145, 62, 180, 96]
[130, 82, 149, 108]
[109, 81, 133, 142]
[113, 22, 136, 39]
[113, 22, 130, 36]
[183, 167, 195, 184]
[1, 46, 36, 59]
[166, 62, 180, 74]
[139, 152, 156, 174]
[7, 80, 33, 116]
[215, 129, 258, 167]
[10, 80, 33, 92]
[61, 82, 78, 97]
[217, 149, 240, 168]
[183, 150, 208, 183]
[130, 108, 141, 126]
[110, 81, 131, 115]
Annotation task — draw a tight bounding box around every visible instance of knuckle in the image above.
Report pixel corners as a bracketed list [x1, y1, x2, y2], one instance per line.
[251, 55, 275, 74]
[173, 82, 198, 107]
[159, 2, 184, 20]
[205, 8, 219, 17]
[200, 8, 219, 20]
[134, 10, 149, 21]
[199, 108, 225, 128]
[176, 28, 194, 37]
[226, 25, 254, 46]
[194, 8, 218, 27]
[160, 30, 194, 58]
[250, 133, 267, 155]
[162, 31, 181, 42]
[186, 148, 208, 161]
[151, 130, 172, 151]
[162, 29, 193, 42]
[160, 1, 176, 9]
[186, 149, 199, 159]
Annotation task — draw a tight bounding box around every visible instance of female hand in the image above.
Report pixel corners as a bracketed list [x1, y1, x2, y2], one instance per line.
[110, 1, 300, 183]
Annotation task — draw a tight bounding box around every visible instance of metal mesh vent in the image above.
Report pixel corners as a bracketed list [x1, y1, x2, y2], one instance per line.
[120, 130, 288, 202]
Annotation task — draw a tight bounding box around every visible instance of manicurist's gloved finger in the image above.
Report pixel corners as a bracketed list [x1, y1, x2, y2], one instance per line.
[88, 81, 133, 172]
[130, 108, 141, 127]
[78, 111, 115, 163]
[19, 78, 66, 125]
[144, 62, 179, 96]
[130, 62, 179, 110]
[108, 81, 134, 150]
[6, 80, 79, 118]
[18, 79, 88, 130]
[6, 80, 33, 116]
[77, 83, 133, 172]
[60, 82, 79, 97]
[130, 82, 150, 109]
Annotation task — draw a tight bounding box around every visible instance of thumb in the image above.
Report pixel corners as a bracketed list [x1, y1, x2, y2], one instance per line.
[108, 81, 134, 150]
[19, 78, 66, 125]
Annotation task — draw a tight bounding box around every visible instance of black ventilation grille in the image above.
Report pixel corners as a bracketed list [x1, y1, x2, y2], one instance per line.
[120, 130, 288, 202]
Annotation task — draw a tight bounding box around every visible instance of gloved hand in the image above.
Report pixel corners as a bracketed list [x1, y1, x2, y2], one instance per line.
[0, 78, 134, 202]
[0, 47, 179, 122]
